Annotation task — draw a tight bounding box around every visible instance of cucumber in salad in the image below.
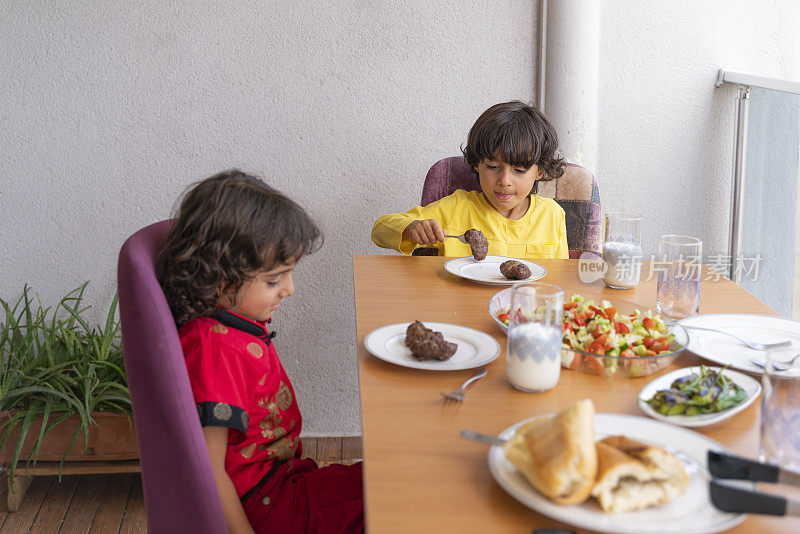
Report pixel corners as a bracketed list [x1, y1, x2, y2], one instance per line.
[495, 293, 675, 376]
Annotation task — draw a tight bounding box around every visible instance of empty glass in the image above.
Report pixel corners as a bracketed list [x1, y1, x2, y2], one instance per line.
[507, 283, 563, 392]
[602, 212, 644, 289]
[760, 351, 800, 470]
[656, 235, 702, 320]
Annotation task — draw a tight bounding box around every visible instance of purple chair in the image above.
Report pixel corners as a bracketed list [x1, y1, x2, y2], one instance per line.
[416, 156, 602, 258]
[117, 220, 227, 533]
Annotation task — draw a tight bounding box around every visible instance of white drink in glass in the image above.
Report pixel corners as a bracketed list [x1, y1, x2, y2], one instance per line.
[602, 212, 643, 290]
[602, 241, 643, 289]
[507, 321, 562, 392]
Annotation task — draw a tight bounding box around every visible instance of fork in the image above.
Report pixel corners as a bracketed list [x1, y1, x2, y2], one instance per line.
[748, 353, 800, 371]
[681, 325, 792, 351]
[445, 233, 467, 244]
[460, 429, 506, 445]
[440, 368, 487, 403]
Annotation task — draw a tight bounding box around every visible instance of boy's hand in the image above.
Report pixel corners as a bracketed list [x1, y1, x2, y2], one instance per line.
[403, 219, 445, 245]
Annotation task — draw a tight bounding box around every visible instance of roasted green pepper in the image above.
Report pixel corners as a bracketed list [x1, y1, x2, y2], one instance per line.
[645, 366, 746, 416]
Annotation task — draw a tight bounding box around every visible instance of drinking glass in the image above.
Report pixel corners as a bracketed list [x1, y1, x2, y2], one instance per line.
[507, 283, 563, 392]
[760, 351, 800, 470]
[602, 212, 644, 289]
[656, 235, 702, 320]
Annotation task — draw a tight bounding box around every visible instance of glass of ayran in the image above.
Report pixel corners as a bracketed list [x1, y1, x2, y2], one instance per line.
[602, 212, 644, 289]
[507, 283, 564, 392]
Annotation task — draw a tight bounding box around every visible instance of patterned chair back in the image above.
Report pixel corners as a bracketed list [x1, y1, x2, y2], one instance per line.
[419, 156, 602, 259]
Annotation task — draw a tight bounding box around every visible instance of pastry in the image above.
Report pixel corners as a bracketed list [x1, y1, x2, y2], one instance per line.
[590, 435, 690, 513]
[503, 399, 598, 504]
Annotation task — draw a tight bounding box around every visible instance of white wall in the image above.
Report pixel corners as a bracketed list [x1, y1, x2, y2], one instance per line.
[2, 1, 799, 435]
[0, 0, 536, 435]
[599, 1, 800, 259]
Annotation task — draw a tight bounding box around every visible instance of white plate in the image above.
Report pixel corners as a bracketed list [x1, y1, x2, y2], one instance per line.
[444, 255, 546, 285]
[363, 322, 501, 370]
[488, 413, 745, 534]
[678, 314, 800, 375]
[637, 366, 761, 427]
[488, 287, 513, 332]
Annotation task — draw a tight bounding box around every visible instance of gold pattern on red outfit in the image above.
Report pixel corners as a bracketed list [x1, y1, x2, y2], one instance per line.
[260, 423, 286, 442]
[211, 323, 228, 334]
[247, 342, 263, 358]
[180, 312, 303, 499]
[259, 433, 299, 460]
[276, 381, 292, 411]
[240, 443, 256, 459]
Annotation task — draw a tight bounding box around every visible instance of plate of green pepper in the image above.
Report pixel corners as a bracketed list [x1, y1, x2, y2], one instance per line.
[637, 365, 761, 427]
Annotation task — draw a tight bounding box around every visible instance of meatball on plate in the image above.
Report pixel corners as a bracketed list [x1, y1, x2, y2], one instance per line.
[444, 255, 546, 285]
[364, 321, 501, 370]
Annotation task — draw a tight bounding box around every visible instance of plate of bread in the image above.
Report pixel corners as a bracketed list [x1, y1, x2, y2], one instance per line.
[488, 400, 745, 533]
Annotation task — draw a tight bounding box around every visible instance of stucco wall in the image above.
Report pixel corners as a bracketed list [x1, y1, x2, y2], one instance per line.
[0, 1, 537, 436]
[599, 1, 800, 259]
[2, 1, 799, 435]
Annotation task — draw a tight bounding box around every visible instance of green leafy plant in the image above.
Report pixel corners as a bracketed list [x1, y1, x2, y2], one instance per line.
[0, 282, 131, 489]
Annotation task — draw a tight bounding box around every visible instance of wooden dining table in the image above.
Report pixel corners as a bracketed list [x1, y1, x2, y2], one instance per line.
[353, 254, 800, 533]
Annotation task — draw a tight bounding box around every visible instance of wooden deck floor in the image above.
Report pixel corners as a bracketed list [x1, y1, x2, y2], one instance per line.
[0, 437, 362, 533]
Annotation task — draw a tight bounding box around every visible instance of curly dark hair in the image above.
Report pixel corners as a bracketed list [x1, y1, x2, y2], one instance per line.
[157, 170, 323, 325]
[461, 101, 564, 194]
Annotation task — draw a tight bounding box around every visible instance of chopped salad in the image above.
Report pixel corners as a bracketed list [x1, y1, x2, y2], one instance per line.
[495, 294, 676, 376]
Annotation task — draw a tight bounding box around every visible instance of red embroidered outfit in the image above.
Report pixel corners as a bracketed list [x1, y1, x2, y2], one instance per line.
[180, 310, 363, 533]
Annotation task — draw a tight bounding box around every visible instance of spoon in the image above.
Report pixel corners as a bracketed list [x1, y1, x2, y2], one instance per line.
[748, 353, 800, 371]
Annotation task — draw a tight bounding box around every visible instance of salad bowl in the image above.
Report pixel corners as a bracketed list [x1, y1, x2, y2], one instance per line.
[489, 288, 689, 378]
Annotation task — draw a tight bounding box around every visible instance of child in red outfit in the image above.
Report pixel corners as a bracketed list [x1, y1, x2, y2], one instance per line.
[157, 170, 363, 534]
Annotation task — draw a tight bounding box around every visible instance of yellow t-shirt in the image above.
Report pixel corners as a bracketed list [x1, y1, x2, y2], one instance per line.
[371, 189, 568, 259]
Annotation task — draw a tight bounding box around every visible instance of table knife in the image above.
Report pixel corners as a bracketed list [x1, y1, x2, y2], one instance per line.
[708, 450, 800, 487]
[710, 480, 800, 516]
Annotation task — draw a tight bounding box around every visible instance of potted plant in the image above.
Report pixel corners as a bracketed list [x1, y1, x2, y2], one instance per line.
[0, 282, 137, 490]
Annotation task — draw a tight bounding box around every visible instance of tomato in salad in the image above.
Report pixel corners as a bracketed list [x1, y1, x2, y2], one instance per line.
[494, 293, 675, 377]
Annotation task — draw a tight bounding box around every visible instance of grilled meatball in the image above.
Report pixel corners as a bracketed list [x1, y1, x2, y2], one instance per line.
[463, 229, 488, 261]
[405, 320, 458, 361]
[405, 320, 429, 341]
[500, 260, 531, 280]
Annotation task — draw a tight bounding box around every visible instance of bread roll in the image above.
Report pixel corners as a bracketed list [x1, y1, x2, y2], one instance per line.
[591, 435, 690, 513]
[504, 399, 597, 505]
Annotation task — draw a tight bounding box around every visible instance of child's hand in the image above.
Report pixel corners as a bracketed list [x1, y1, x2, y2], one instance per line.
[403, 219, 445, 245]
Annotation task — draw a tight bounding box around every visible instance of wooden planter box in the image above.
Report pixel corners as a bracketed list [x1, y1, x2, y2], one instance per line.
[0, 410, 139, 462]
[0, 410, 140, 511]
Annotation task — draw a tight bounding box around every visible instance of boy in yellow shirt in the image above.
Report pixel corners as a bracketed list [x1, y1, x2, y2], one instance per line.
[371, 101, 569, 260]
